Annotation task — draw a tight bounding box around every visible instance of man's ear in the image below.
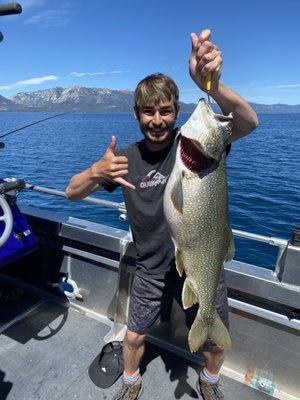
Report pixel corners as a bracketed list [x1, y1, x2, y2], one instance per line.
[175, 104, 180, 119]
[133, 106, 139, 120]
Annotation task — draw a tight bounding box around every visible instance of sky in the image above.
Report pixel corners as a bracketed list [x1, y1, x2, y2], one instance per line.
[0, 0, 299, 105]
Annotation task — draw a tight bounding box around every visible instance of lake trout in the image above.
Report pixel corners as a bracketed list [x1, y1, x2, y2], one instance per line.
[163, 98, 234, 352]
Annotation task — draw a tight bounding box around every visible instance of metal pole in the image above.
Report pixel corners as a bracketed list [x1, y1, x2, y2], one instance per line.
[25, 183, 125, 211]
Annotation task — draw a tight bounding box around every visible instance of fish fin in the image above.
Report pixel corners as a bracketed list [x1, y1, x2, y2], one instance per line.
[171, 173, 184, 213]
[210, 310, 232, 350]
[225, 229, 235, 262]
[188, 312, 208, 353]
[188, 309, 232, 353]
[182, 279, 197, 309]
[175, 248, 185, 277]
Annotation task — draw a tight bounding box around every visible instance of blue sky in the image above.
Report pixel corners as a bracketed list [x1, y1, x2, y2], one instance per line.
[0, 0, 299, 105]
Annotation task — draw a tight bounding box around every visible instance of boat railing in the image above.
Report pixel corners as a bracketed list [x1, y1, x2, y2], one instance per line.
[24, 182, 289, 245]
[25, 182, 127, 215]
[23, 182, 300, 307]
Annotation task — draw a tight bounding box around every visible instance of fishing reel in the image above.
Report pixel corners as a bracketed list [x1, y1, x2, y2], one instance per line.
[0, 178, 25, 247]
[0, 193, 13, 247]
[0, 2, 22, 43]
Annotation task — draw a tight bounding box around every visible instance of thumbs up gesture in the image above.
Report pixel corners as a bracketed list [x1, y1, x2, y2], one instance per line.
[91, 135, 135, 190]
[189, 28, 222, 93]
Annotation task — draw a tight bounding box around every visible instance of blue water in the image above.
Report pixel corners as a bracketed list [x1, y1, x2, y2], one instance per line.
[1, 112, 299, 269]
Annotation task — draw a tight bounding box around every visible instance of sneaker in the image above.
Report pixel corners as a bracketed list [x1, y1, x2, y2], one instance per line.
[112, 380, 143, 400]
[196, 377, 224, 400]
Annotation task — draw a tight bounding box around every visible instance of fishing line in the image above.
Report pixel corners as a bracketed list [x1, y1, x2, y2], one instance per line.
[0, 111, 71, 141]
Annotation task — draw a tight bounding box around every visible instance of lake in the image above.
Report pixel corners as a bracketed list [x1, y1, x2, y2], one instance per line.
[1, 112, 299, 269]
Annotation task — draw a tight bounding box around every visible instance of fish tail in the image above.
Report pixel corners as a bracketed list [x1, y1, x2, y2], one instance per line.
[188, 309, 232, 353]
[210, 310, 232, 350]
[188, 313, 209, 353]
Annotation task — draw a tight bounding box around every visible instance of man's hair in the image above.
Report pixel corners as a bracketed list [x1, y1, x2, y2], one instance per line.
[134, 73, 179, 112]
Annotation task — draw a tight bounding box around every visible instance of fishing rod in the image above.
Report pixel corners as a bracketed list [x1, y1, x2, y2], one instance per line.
[0, 3, 71, 147]
[0, 2, 22, 42]
[0, 112, 71, 148]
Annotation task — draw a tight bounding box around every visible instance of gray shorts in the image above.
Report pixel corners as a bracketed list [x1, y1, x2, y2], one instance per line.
[127, 262, 229, 335]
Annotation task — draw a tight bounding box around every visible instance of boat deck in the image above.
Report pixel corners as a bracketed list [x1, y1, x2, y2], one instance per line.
[0, 282, 277, 400]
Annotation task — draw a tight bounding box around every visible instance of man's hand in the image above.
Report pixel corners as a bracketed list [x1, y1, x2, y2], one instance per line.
[189, 29, 222, 93]
[91, 135, 135, 190]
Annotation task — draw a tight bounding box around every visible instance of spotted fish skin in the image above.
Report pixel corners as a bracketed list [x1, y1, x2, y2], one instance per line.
[163, 98, 234, 352]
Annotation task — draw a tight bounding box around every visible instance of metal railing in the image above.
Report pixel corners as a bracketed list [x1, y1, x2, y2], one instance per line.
[232, 229, 288, 247]
[18, 184, 300, 329]
[25, 182, 127, 215]
[25, 182, 289, 246]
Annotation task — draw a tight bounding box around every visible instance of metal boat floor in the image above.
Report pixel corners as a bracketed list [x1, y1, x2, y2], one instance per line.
[0, 299, 276, 400]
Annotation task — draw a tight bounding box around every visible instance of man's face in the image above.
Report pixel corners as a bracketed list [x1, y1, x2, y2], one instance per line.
[134, 100, 178, 151]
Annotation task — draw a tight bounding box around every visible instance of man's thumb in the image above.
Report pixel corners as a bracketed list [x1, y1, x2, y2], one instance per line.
[190, 33, 199, 54]
[199, 28, 211, 44]
[107, 135, 116, 153]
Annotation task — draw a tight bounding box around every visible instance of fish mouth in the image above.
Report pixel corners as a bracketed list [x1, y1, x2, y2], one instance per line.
[199, 97, 234, 124]
[179, 133, 216, 173]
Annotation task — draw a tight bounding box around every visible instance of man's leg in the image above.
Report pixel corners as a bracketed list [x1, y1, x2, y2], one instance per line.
[123, 329, 146, 375]
[112, 274, 165, 399]
[167, 264, 229, 399]
[198, 344, 226, 400]
[203, 344, 225, 375]
[198, 268, 229, 399]
[112, 330, 146, 399]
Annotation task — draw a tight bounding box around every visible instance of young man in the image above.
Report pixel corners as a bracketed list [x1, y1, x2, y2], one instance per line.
[66, 29, 258, 400]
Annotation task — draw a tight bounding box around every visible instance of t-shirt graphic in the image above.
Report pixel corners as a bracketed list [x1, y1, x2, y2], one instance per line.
[140, 170, 169, 189]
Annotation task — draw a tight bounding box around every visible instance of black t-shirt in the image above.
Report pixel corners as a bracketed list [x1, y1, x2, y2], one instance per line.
[102, 129, 231, 279]
[103, 130, 178, 278]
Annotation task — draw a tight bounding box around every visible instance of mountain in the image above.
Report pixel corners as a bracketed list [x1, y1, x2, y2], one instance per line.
[241, 102, 300, 114]
[0, 86, 299, 113]
[0, 94, 26, 111]
[11, 86, 135, 112]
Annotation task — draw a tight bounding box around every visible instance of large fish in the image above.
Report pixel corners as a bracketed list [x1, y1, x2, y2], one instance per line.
[163, 98, 234, 352]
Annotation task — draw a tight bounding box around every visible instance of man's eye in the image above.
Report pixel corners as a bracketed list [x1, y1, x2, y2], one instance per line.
[160, 109, 172, 116]
[143, 109, 155, 115]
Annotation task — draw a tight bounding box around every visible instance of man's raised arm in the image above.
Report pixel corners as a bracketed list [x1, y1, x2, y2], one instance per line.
[189, 28, 258, 143]
[65, 135, 135, 200]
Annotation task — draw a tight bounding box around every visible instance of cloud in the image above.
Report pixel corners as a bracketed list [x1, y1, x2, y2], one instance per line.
[0, 69, 125, 91]
[231, 82, 300, 91]
[23, 9, 71, 27]
[69, 70, 124, 77]
[70, 71, 106, 77]
[262, 83, 300, 89]
[0, 75, 59, 90]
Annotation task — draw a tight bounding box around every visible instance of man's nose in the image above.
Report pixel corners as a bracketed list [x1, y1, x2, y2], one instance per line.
[153, 111, 163, 125]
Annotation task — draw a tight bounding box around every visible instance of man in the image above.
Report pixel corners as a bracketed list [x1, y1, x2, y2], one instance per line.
[66, 29, 258, 400]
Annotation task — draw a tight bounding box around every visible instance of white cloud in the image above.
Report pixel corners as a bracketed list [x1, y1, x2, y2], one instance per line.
[262, 83, 300, 89]
[69, 70, 124, 77]
[23, 9, 71, 27]
[70, 71, 106, 77]
[19, 75, 59, 85]
[0, 75, 59, 90]
[230, 82, 300, 91]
